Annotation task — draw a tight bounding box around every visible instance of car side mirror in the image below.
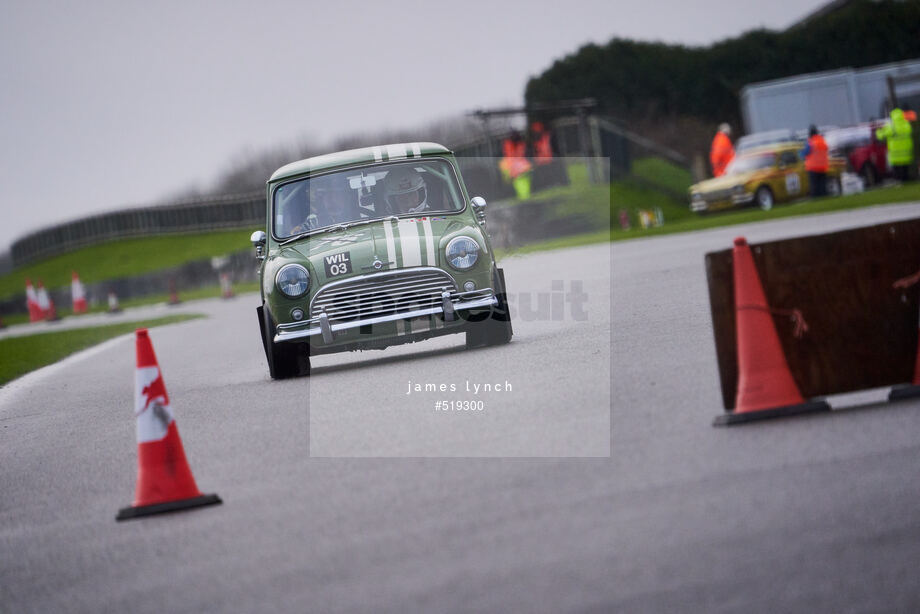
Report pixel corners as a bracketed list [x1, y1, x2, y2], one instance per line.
[250, 230, 266, 261]
[470, 196, 487, 226]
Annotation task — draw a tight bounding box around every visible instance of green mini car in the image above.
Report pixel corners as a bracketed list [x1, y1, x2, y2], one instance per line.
[251, 142, 513, 378]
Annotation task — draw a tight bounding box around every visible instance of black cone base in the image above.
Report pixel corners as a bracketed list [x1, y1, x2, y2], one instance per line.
[116, 493, 221, 521]
[713, 400, 831, 427]
[889, 384, 920, 402]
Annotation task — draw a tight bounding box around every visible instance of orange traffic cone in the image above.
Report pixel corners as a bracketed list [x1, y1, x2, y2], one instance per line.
[713, 237, 830, 426]
[71, 271, 87, 314]
[36, 280, 59, 321]
[116, 329, 221, 520]
[167, 279, 181, 305]
[25, 279, 43, 322]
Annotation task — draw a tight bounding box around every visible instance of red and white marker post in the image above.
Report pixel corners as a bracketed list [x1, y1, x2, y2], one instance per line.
[71, 271, 87, 314]
[25, 279, 43, 322]
[36, 280, 58, 321]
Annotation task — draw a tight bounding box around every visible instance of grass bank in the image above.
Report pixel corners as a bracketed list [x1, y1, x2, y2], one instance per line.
[0, 229, 254, 299]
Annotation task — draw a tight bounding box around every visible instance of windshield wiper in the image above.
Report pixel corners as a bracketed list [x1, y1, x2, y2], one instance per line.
[279, 231, 312, 246]
[279, 217, 399, 245]
[279, 224, 348, 245]
[343, 216, 397, 230]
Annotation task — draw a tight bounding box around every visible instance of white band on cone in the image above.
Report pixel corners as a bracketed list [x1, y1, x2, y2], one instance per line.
[135, 366, 175, 443]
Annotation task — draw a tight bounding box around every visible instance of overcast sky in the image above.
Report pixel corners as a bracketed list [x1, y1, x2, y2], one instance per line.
[0, 0, 829, 251]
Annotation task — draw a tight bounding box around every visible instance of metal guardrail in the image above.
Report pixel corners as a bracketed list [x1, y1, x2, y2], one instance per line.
[11, 191, 264, 266]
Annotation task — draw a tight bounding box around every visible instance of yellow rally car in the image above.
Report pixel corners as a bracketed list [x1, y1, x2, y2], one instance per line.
[689, 142, 845, 213]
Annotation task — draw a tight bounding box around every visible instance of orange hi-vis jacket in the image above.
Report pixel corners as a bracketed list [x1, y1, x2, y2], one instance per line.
[502, 138, 525, 159]
[710, 132, 734, 177]
[501, 138, 531, 178]
[533, 132, 552, 163]
[804, 135, 829, 172]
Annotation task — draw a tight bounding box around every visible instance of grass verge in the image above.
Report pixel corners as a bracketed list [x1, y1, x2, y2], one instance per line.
[613, 181, 920, 241]
[0, 314, 204, 386]
[498, 180, 920, 257]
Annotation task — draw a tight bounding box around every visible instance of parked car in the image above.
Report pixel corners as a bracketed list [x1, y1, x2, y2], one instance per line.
[251, 142, 513, 378]
[824, 122, 890, 187]
[689, 142, 846, 213]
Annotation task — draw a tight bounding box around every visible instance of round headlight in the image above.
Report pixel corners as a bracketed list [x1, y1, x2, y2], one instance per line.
[446, 236, 480, 271]
[276, 264, 310, 298]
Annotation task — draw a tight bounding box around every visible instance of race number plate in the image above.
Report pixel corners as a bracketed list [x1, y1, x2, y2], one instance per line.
[324, 251, 352, 277]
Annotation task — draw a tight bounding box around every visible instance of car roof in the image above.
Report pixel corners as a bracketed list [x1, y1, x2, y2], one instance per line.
[269, 142, 452, 182]
[739, 141, 802, 156]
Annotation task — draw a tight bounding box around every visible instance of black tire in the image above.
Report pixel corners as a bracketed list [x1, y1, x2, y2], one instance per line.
[860, 163, 877, 188]
[755, 186, 774, 211]
[259, 305, 310, 379]
[466, 268, 513, 349]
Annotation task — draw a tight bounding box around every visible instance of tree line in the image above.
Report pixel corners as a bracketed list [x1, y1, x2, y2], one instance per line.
[524, 0, 920, 130]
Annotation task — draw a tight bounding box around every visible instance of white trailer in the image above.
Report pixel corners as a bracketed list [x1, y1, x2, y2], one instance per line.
[740, 59, 920, 134]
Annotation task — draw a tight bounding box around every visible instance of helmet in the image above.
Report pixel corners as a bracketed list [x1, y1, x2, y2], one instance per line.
[384, 167, 428, 213]
[718, 123, 731, 135]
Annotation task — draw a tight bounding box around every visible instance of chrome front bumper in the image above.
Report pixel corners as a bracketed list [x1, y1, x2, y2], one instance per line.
[274, 289, 498, 344]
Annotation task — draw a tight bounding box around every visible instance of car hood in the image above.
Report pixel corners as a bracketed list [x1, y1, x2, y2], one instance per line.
[691, 171, 762, 193]
[283, 216, 472, 285]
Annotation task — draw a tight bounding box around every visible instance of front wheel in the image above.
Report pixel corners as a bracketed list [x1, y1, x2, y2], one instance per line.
[259, 306, 311, 379]
[755, 186, 774, 211]
[466, 268, 513, 349]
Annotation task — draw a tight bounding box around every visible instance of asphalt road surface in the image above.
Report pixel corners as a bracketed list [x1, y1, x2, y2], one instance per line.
[3, 202, 920, 612]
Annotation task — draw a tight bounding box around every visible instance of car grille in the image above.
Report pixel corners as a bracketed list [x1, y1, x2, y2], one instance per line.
[310, 268, 458, 324]
[703, 188, 733, 202]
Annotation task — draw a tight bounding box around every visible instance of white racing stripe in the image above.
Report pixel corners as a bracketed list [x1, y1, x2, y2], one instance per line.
[383, 220, 397, 265]
[372, 146, 383, 162]
[411, 143, 421, 157]
[386, 144, 407, 160]
[422, 218, 435, 265]
[397, 220, 421, 267]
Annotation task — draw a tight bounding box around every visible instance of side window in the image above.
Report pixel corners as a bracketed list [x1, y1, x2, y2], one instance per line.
[780, 152, 798, 167]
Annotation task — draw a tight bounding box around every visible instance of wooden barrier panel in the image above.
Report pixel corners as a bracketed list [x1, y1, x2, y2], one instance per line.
[706, 218, 920, 410]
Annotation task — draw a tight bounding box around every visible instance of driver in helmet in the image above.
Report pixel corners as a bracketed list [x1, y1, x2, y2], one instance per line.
[384, 167, 429, 214]
[291, 175, 354, 233]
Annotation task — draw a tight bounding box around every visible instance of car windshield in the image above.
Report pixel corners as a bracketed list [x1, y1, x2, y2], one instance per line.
[724, 153, 776, 175]
[273, 159, 464, 239]
[736, 130, 798, 154]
